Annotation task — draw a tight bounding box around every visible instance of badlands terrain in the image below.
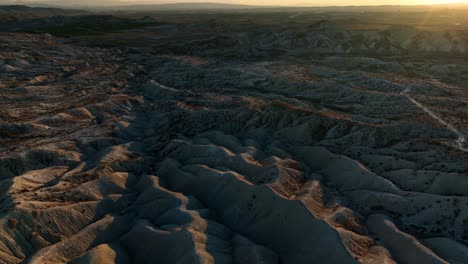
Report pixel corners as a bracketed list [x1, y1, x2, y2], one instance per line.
[0, 4, 468, 264]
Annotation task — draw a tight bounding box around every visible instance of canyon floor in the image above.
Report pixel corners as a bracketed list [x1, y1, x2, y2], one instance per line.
[1, 7, 468, 264]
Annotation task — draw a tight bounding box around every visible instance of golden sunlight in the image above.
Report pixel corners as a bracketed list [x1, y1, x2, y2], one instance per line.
[424, 0, 468, 3]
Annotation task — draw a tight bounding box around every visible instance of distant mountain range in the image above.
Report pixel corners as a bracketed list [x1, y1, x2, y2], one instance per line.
[0, 1, 467, 11]
[0, 5, 88, 24]
[98, 2, 260, 11]
[0, 0, 261, 9]
[0, 0, 153, 7]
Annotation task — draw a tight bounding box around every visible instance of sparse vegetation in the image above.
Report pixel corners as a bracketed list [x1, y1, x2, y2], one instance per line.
[0, 4, 467, 264]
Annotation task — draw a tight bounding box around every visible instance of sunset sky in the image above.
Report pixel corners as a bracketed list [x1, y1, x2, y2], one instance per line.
[119, 0, 468, 5]
[12, 0, 468, 6]
[125, 0, 468, 3]
[239, 0, 466, 5]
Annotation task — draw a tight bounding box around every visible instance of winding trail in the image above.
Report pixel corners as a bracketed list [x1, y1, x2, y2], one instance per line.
[399, 83, 467, 151]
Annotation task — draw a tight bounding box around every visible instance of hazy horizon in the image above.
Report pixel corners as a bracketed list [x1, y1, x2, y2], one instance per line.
[4, 0, 468, 7]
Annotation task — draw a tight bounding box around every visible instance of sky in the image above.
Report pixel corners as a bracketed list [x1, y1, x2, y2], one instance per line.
[130, 0, 466, 4]
[10, 0, 468, 6]
[236, 0, 467, 5]
[268, 0, 463, 4]
[111, 0, 468, 5]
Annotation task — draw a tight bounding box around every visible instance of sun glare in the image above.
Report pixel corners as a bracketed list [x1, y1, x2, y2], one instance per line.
[425, 0, 468, 3]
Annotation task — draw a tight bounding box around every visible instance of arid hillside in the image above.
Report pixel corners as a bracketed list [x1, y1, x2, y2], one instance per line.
[0, 7, 467, 264]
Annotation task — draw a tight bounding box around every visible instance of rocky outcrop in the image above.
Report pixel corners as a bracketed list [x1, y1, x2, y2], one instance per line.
[0, 30, 467, 264]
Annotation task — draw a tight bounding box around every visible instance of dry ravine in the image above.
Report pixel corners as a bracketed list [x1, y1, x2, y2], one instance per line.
[0, 31, 467, 264]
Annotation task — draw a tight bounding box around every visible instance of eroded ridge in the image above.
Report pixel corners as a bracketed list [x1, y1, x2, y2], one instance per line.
[0, 32, 467, 264]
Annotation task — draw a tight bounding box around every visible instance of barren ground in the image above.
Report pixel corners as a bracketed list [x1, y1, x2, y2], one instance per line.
[1, 8, 468, 264]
